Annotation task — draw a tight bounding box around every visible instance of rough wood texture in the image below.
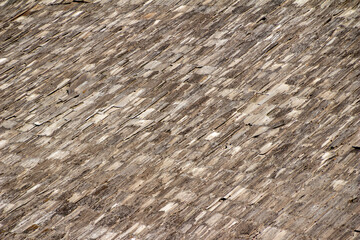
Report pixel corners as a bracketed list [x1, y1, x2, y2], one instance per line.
[1, 0, 360, 239]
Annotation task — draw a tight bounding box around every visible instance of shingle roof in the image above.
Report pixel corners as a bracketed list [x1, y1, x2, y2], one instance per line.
[1, 0, 360, 239]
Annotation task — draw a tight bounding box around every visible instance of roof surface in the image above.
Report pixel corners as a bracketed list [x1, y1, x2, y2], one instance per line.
[1, 0, 360, 239]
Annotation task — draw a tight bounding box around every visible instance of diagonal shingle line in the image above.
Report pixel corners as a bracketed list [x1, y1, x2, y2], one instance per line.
[0, 0, 360, 239]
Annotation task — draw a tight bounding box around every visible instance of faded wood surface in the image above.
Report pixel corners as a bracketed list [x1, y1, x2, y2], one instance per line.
[0, 0, 360, 239]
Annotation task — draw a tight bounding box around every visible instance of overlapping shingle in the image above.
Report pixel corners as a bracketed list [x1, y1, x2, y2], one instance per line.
[0, 0, 359, 239]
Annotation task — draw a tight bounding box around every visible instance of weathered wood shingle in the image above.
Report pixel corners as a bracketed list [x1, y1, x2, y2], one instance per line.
[0, 0, 360, 239]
